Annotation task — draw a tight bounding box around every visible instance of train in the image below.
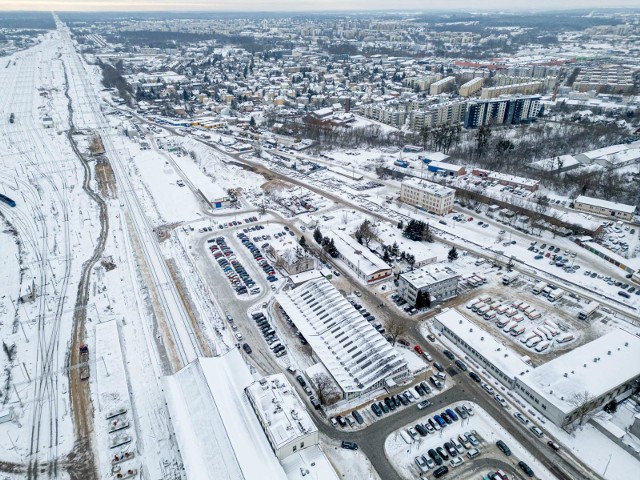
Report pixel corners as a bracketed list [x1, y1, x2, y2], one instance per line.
[0, 193, 16, 207]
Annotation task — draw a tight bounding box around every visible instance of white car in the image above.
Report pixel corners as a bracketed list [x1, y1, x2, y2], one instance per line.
[415, 456, 429, 473]
[407, 427, 418, 439]
[235, 332, 243, 341]
[417, 400, 431, 410]
[464, 404, 475, 416]
[481, 383, 494, 394]
[450, 456, 464, 467]
[531, 425, 544, 438]
[495, 394, 508, 408]
[467, 447, 480, 458]
[514, 411, 529, 425]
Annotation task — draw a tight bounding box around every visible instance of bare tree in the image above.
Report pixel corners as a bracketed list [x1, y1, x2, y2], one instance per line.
[386, 316, 408, 346]
[311, 372, 341, 406]
[568, 391, 595, 426]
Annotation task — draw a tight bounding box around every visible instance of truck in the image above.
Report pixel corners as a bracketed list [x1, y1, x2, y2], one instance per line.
[548, 289, 565, 302]
[578, 302, 599, 320]
[532, 281, 547, 295]
[502, 271, 519, 285]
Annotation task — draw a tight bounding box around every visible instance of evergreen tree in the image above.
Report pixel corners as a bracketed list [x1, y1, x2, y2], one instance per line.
[313, 227, 323, 244]
[415, 290, 431, 310]
[448, 246, 459, 262]
[299, 236, 307, 249]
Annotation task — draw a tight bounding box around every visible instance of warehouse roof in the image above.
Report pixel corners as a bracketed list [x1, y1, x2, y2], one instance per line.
[276, 278, 407, 395]
[162, 351, 287, 480]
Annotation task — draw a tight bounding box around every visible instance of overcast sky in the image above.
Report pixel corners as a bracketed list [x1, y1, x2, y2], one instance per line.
[1, 0, 639, 11]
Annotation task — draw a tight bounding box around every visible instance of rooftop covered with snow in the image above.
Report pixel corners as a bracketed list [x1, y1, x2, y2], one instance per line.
[162, 351, 288, 480]
[275, 278, 409, 397]
[245, 374, 318, 451]
[517, 329, 640, 415]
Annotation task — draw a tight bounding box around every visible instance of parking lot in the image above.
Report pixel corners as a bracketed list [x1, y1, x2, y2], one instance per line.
[384, 401, 556, 480]
[207, 236, 257, 296]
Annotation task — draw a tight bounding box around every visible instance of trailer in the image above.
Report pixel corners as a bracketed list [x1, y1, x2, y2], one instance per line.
[578, 302, 599, 320]
[556, 333, 575, 344]
[535, 340, 551, 352]
[510, 324, 526, 336]
[502, 320, 517, 333]
[502, 271, 519, 285]
[548, 289, 565, 302]
[521, 331, 538, 343]
[526, 336, 543, 348]
[532, 281, 547, 294]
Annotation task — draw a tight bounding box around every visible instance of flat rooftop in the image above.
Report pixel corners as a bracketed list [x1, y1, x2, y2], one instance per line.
[518, 329, 640, 414]
[575, 195, 636, 214]
[434, 309, 533, 380]
[401, 177, 455, 197]
[246, 374, 317, 450]
[401, 264, 459, 288]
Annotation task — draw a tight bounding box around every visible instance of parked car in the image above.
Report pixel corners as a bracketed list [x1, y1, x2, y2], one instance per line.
[455, 360, 467, 371]
[518, 461, 535, 477]
[469, 371, 481, 383]
[341, 441, 358, 450]
[242, 343, 252, 354]
[496, 440, 511, 456]
[443, 350, 455, 360]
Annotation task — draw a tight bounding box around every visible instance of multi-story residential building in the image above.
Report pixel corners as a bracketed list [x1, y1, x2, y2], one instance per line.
[459, 77, 484, 97]
[572, 66, 634, 95]
[408, 100, 467, 131]
[464, 95, 541, 128]
[480, 81, 544, 99]
[398, 264, 460, 307]
[400, 178, 455, 215]
[429, 76, 456, 95]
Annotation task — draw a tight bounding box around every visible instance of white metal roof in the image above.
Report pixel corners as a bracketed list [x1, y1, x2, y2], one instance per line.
[276, 278, 407, 395]
[518, 329, 640, 414]
[162, 352, 287, 480]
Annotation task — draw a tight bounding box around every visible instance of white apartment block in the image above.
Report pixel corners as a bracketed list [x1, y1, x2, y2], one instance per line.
[400, 178, 455, 215]
[459, 77, 484, 97]
[430, 76, 456, 95]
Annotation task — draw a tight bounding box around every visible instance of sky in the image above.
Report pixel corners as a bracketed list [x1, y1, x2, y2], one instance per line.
[0, 0, 639, 11]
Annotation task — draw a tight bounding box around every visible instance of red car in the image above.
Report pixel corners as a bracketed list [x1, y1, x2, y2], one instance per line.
[467, 217, 473, 222]
[398, 338, 410, 347]
[414, 345, 424, 355]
